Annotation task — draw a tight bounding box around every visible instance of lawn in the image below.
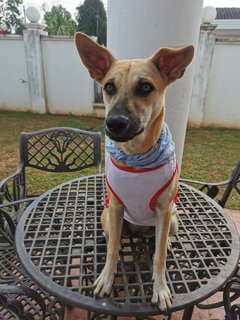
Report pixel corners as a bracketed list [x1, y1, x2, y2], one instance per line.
[181, 127, 240, 209]
[0, 111, 239, 209]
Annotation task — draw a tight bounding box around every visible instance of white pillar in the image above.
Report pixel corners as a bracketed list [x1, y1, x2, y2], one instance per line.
[107, 0, 203, 168]
[23, 23, 47, 113]
[189, 24, 217, 127]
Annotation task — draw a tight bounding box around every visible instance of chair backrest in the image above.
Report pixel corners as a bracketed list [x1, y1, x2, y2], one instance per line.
[219, 160, 240, 207]
[19, 127, 101, 174]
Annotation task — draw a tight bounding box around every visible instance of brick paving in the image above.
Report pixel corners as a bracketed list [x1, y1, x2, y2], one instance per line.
[65, 210, 240, 320]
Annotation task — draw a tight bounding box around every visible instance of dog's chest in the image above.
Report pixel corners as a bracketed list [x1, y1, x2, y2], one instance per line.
[106, 156, 177, 226]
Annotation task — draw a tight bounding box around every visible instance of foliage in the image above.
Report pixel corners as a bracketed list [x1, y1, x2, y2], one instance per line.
[43, 4, 77, 36]
[76, 0, 107, 45]
[0, 0, 24, 34]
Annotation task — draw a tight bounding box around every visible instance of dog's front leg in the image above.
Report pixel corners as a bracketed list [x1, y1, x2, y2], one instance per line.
[152, 200, 173, 311]
[94, 194, 124, 297]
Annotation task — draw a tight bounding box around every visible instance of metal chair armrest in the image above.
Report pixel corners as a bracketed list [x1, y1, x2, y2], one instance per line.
[0, 197, 36, 241]
[0, 163, 24, 190]
[0, 197, 36, 210]
[180, 177, 231, 187]
[180, 177, 228, 200]
[0, 163, 28, 222]
[0, 162, 26, 204]
[180, 161, 240, 207]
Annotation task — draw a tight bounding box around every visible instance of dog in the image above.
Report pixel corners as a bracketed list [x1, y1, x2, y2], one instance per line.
[75, 32, 194, 311]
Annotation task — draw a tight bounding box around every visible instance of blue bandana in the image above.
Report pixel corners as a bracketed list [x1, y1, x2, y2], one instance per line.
[106, 122, 176, 168]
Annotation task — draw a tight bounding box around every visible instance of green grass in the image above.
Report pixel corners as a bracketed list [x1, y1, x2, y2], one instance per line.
[0, 111, 239, 209]
[181, 128, 240, 209]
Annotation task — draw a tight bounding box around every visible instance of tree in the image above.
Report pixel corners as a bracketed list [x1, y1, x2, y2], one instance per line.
[76, 0, 107, 45]
[0, 0, 24, 34]
[43, 5, 77, 36]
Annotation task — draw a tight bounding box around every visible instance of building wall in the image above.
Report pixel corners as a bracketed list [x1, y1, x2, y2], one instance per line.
[0, 28, 240, 128]
[188, 28, 240, 128]
[203, 40, 240, 127]
[0, 36, 31, 111]
[0, 34, 94, 115]
[41, 36, 94, 115]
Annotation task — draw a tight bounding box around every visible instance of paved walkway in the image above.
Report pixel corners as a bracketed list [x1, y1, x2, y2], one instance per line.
[65, 210, 240, 320]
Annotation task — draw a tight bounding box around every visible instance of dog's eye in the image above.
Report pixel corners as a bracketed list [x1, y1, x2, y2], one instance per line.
[142, 83, 152, 91]
[136, 82, 154, 97]
[104, 82, 116, 95]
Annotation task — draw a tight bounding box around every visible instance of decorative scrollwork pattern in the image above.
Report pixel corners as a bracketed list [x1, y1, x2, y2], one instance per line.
[25, 129, 99, 172]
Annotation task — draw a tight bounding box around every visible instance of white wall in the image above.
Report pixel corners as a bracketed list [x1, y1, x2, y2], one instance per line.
[203, 41, 240, 127]
[0, 28, 240, 129]
[188, 27, 240, 129]
[0, 36, 31, 111]
[41, 36, 94, 115]
[0, 34, 94, 115]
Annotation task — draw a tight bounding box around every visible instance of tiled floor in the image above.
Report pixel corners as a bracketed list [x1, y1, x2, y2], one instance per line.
[65, 210, 240, 320]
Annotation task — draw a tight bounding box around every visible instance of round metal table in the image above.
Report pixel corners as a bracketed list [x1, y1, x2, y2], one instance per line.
[15, 174, 240, 317]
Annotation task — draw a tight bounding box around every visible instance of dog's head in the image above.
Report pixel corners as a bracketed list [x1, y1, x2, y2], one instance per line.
[75, 33, 194, 143]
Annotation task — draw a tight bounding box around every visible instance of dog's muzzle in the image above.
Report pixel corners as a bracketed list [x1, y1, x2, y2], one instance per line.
[105, 114, 144, 142]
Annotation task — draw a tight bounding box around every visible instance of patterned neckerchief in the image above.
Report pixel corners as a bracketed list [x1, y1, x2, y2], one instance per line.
[106, 122, 176, 168]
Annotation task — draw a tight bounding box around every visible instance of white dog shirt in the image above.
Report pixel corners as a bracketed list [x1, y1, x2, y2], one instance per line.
[106, 156, 178, 226]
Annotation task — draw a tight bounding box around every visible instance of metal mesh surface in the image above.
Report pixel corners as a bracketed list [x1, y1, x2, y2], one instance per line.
[0, 247, 64, 319]
[16, 175, 240, 316]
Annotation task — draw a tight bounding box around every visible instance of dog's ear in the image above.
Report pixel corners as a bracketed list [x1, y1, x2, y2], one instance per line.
[150, 45, 194, 83]
[75, 32, 116, 82]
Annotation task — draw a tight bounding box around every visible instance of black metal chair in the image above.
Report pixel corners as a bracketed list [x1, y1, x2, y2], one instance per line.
[180, 160, 240, 319]
[0, 127, 102, 320]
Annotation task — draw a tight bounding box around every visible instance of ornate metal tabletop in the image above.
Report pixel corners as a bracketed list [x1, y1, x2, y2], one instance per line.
[15, 174, 240, 317]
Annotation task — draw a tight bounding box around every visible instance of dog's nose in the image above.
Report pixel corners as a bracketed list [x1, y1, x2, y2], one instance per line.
[106, 115, 129, 133]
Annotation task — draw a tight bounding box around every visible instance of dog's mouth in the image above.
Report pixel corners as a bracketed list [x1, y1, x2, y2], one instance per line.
[105, 125, 144, 142]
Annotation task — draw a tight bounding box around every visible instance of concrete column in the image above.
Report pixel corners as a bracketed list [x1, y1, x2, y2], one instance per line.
[23, 23, 47, 113]
[107, 0, 203, 168]
[189, 24, 217, 127]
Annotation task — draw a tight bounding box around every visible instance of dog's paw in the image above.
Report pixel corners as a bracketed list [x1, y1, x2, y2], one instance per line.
[94, 267, 114, 297]
[151, 280, 172, 311]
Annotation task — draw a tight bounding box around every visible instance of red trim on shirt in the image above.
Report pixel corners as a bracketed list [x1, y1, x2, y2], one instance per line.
[105, 195, 110, 208]
[149, 164, 178, 211]
[174, 191, 178, 204]
[105, 178, 124, 207]
[110, 156, 164, 173]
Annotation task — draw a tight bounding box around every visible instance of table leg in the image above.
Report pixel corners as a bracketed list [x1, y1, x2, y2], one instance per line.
[182, 306, 194, 320]
[87, 311, 118, 320]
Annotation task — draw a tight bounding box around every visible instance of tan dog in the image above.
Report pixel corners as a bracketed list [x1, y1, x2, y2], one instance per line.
[75, 32, 194, 311]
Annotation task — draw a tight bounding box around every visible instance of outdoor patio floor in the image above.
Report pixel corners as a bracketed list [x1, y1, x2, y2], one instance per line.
[65, 209, 240, 320]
